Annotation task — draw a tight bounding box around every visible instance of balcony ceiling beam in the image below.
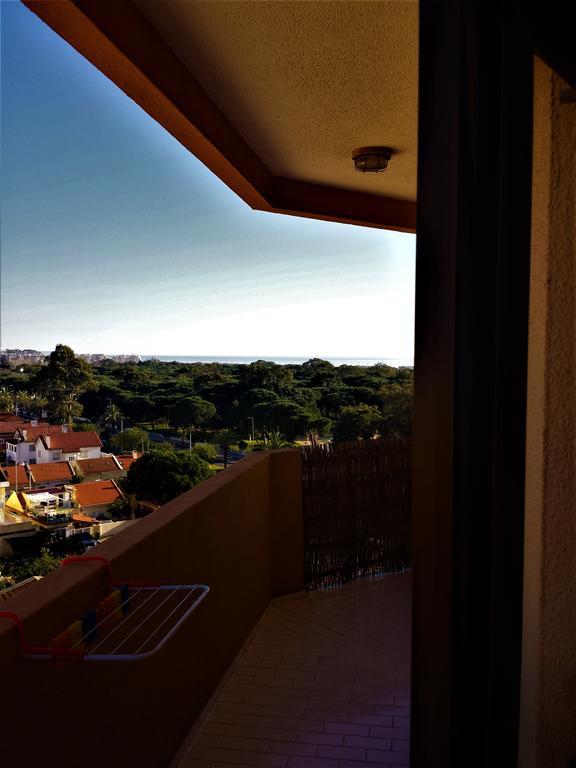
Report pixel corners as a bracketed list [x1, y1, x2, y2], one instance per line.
[23, 0, 416, 234]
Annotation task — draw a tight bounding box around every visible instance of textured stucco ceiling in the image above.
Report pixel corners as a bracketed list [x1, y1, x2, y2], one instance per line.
[135, 0, 418, 202]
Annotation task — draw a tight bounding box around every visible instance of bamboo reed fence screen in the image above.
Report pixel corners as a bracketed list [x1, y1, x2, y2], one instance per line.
[301, 438, 411, 590]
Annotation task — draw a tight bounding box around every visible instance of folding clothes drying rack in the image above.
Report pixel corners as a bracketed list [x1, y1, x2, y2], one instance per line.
[0, 556, 209, 661]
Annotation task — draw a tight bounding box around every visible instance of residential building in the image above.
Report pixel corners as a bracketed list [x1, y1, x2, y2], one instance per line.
[0, 349, 46, 365]
[0, 417, 43, 450]
[0, 463, 24, 488]
[5, 488, 73, 531]
[79, 353, 140, 364]
[5, 424, 66, 463]
[74, 455, 123, 481]
[0, 481, 37, 555]
[115, 452, 142, 473]
[0, 505, 39, 543]
[33, 431, 102, 464]
[68, 479, 123, 519]
[1, 461, 76, 490]
[0, 464, 32, 490]
[28, 461, 76, 488]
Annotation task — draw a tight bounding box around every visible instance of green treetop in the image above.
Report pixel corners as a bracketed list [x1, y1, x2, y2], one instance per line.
[110, 426, 149, 452]
[332, 404, 382, 442]
[35, 344, 93, 425]
[123, 448, 213, 504]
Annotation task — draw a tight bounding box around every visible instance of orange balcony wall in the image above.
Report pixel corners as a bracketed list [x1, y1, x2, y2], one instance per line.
[0, 449, 304, 768]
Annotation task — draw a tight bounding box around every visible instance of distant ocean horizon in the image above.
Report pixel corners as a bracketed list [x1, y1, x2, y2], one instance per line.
[139, 355, 414, 367]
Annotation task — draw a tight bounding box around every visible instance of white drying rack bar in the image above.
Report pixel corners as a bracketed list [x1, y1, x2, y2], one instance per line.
[0, 556, 209, 662]
[50, 584, 208, 662]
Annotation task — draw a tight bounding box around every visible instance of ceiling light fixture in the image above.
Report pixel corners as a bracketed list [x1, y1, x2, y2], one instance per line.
[352, 146, 393, 173]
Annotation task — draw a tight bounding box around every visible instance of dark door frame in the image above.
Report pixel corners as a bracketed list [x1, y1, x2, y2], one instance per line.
[411, 2, 575, 766]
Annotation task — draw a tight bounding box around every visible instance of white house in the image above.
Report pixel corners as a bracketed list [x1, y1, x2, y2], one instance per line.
[5, 424, 67, 464]
[34, 432, 102, 464]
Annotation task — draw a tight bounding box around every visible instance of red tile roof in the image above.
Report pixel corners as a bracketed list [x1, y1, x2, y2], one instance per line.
[0, 465, 30, 486]
[0, 413, 26, 423]
[17, 425, 65, 442]
[0, 421, 35, 434]
[26, 484, 68, 495]
[72, 513, 94, 524]
[75, 456, 121, 475]
[28, 462, 74, 484]
[38, 432, 102, 451]
[0, 421, 50, 437]
[73, 480, 121, 509]
[116, 454, 142, 471]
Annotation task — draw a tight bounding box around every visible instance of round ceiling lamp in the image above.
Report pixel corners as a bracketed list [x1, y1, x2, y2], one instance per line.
[352, 146, 393, 173]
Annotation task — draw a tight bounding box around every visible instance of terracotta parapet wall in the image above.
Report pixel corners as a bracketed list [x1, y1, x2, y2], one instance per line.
[0, 449, 304, 768]
[269, 448, 304, 596]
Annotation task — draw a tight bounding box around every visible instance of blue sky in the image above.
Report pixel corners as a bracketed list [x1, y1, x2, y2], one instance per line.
[0, 1, 415, 361]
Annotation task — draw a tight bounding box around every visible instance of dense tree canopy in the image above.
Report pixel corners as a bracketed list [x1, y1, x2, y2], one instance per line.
[190, 442, 218, 463]
[110, 426, 149, 452]
[0, 350, 413, 444]
[379, 383, 412, 439]
[34, 344, 93, 425]
[168, 396, 216, 429]
[123, 448, 214, 504]
[242, 361, 294, 393]
[333, 404, 383, 442]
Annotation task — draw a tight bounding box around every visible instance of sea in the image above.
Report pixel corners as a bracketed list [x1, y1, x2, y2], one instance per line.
[139, 355, 413, 367]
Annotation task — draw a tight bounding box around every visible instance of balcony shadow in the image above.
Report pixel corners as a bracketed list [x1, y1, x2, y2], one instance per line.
[176, 571, 411, 768]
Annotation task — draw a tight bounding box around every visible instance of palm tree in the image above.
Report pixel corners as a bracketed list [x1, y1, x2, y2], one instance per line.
[30, 393, 48, 417]
[103, 403, 123, 432]
[15, 391, 32, 414]
[264, 430, 292, 449]
[54, 394, 83, 428]
[0, 387, 14, 413]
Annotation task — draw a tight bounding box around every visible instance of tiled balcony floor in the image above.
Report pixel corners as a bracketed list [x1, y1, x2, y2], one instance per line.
[175, 571, 411, 768]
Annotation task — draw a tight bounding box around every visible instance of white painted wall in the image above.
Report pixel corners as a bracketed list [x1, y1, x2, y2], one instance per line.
[61, 447, 101, 462]
[5, 441, 36, 464]
[34, 443, 101, 464]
